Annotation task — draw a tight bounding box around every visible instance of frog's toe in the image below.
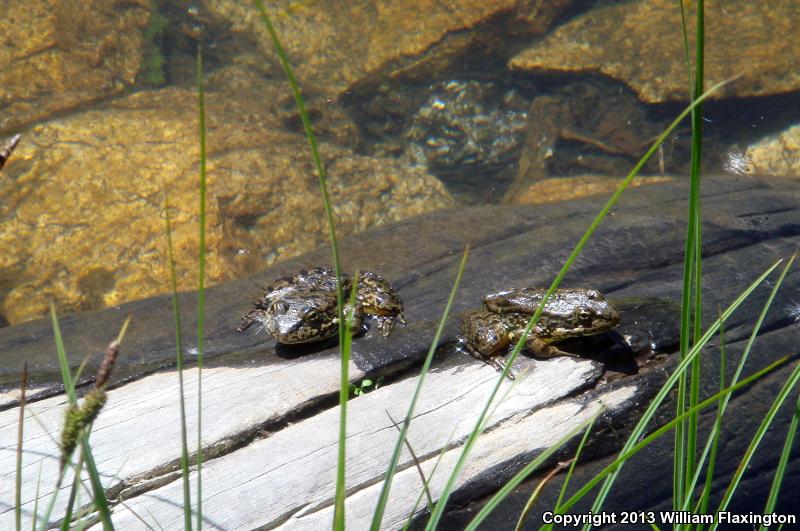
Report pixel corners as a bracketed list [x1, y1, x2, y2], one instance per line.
[375, 316, 395, 337]
[484, 356, 516, 380]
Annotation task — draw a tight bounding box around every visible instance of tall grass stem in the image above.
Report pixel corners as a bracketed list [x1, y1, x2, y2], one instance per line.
[370, 247, 469, 530]
[584, 257, 783, 525]
[250, 4, 350, 527]
[555, 356, 788, 516]
[425, 77, 733, 531]
[685, 0, 706, 506]
[15, 364, 28, 531]
[164, 191, 193, 530]
[194, 46, 208, 530]
[334, 274, 360, 528]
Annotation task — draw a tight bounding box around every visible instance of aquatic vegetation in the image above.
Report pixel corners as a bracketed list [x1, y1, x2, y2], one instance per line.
[139, 2, 169, 87]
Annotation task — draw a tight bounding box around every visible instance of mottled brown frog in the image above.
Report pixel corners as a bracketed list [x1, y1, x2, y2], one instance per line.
[460, 287, 620, 373]
[238, 268, 406, 344]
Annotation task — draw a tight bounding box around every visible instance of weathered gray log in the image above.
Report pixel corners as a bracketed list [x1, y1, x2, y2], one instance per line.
[93, 359, 631, 529]
[1, 175, 799, 529]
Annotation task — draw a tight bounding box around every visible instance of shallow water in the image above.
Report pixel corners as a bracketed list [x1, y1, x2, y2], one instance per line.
[1, 0, 799, 325]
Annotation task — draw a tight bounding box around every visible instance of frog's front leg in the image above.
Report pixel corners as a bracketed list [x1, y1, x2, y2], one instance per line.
[459, 339, 516, 380]
[373, 313, 407, 337]
[460, 310, 516, 379]
[237, 309, 267, 333]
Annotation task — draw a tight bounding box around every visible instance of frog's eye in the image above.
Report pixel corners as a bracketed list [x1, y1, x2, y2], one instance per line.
[304, 308, 321, 321]
[576, 308, 593, 322]
[586, 290, 601, 300]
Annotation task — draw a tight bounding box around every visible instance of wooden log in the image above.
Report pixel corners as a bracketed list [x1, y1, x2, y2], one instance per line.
[2, 176, 800, 528]
[84, 357, 624, 530]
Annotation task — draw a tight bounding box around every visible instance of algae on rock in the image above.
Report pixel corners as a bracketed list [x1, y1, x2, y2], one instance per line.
[138, 2, 170, 87]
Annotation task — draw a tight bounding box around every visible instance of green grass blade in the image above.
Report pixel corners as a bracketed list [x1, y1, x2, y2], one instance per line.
[251, 0, 345, 342]
[761, 391, 800, 529]
[401, 431, 455, 531]
[677, 0, 694, 91]
[250, 4, 351, 528]
[584, 258, 782, 520]
[51, 303, 78, 404]
[39, 304, 76, 530]
[16, 365, 28, 531]
[697, 321, 725, 516]
[164, 191, 193, 531]
[194, 45, 207, 531]
[31, 463, 42, 531]
[47, 305, 115, 530]
[60, 453, 85, 531]
[425, 77, 733, 531]
[557, 356, 788, 515]
[465, 410, 602, 531]
[673, 157, 690, 517]
[710, 364, 800, 530]
[79, 437, 113, 530]
[681, 253, 796, 512]
[37, 461, 67, 530]
[370, 247, 469, 530]
[540, 412, 599, 531]
[672, 1, 700, 510]
[683, 0, 705, 509]
[334, 273, 360, 529]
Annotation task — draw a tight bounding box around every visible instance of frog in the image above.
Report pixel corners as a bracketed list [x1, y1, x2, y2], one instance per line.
[459, 287, 620, 374]
[237, 267, 406, 344]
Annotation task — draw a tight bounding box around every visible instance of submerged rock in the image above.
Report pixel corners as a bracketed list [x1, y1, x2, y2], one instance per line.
[405, 79, 530, 171]
[0, 65, 453, 325]
[0, 0, 152, 133]
[204, 0, 574, 98]
[746, 125, 800, 177]
[508, 175, 673, 205]
[509, 0, 800, 103]
[505, 80, 678, 199]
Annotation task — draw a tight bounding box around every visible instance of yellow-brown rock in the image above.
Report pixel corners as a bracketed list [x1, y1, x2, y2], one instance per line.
[509, 0, 800, 103]
[746, 126, 800, 177]
[509, 175, 673, 205]
[0, 66, 453, 324]
[205, 0, 573, 97]
[0, 0, 152, 133]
